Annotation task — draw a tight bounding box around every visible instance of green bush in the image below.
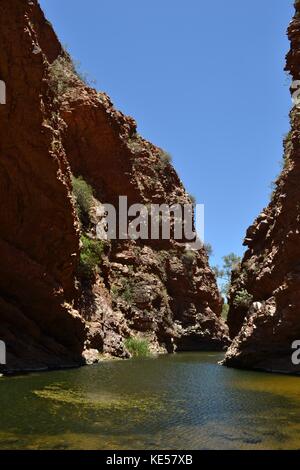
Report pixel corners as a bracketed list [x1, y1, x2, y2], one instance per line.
[124, 337, 151, 358]
[48, 56, 76, 96]
[111, 279, 135, 304]
[72, 176, 94, 226]
[233, 289, 253, 309]
[122, 283, 134, 303]
[78, 235, 105, 282]
[48, 54, 94, 96]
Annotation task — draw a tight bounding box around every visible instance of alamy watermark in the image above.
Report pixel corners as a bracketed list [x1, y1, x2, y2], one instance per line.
[0, 341, 6, 365]
[0, 80, 6, 104]
[94, 197, 205, 250]
[0, 84, 6, 360]
[291, 340, 300, 365]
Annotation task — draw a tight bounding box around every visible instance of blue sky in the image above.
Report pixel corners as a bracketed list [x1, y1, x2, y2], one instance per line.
[40, 0, 294, 268]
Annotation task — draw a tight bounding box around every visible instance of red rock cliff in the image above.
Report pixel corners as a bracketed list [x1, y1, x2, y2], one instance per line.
[0, 0, 228, 373]
[224, 2, 300, 373]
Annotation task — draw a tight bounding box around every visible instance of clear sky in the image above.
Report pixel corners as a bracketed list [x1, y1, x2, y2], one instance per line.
[39, 0, 294, 268]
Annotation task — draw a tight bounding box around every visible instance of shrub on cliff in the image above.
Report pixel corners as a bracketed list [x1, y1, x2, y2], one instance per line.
[124, 337, 151, 358]
[48, 54, 94, 96]
[78, 235, 105, 282]
[48, 56, 76, 95]
[233, 289, 253, 309]
[111, 278, 135, 305]
[122, 283, 134, 304]
[72, 176, 94, 226]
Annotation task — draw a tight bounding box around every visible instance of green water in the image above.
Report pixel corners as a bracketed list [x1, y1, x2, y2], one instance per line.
[1, 352, 300, 450]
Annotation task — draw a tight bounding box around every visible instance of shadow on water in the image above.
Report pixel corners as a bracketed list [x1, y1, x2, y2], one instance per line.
[0, 352, 300, 449]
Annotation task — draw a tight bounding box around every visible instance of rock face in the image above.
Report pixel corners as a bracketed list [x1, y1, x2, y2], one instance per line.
[224, 2, 300, 373]
[0, 0, 228, 373]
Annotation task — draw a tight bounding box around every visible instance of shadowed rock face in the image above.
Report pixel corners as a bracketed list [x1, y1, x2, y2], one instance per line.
[0, 0, 86, 372]
[224, 2, 300, 374]
[0, 0, 228, 373]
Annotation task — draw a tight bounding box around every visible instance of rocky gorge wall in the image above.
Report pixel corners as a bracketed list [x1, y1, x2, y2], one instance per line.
[0, 0, 228, 373]
[223, 2, 300, 373]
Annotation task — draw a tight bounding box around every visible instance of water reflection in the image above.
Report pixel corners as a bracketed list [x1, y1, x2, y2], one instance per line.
[0, 352, 300, 449]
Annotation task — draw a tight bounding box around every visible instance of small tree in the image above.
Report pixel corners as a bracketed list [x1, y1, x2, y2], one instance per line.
[233, 289, 253, 309]
[213, 252, 241, 297]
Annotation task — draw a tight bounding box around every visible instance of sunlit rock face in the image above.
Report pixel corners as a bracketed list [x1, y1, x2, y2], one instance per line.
[0, 0, 228, 373]
[224, 2, 300, 374]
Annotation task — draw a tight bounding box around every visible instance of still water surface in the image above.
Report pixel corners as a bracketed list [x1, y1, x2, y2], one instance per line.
[1, 352, 300, 449]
